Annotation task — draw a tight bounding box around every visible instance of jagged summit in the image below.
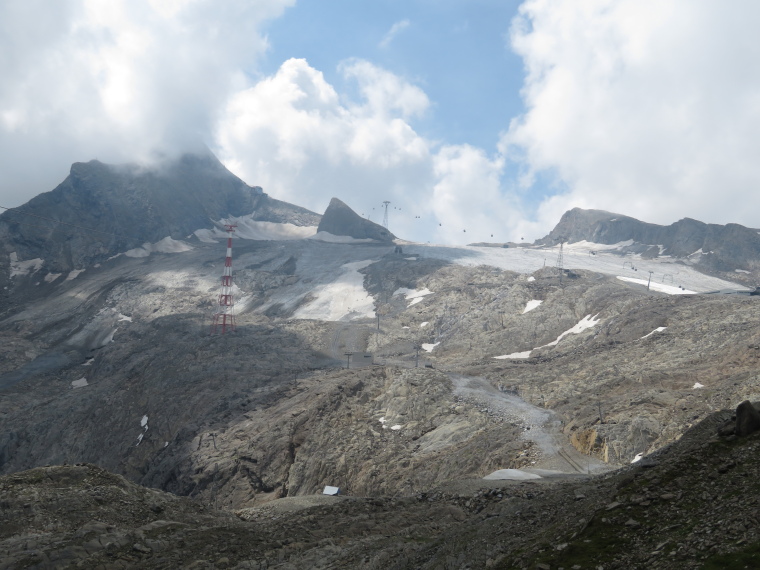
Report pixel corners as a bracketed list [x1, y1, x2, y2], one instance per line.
[316, 197, 395, 242]
[538, 207, 760, 273]
[0, 152, 320, 273]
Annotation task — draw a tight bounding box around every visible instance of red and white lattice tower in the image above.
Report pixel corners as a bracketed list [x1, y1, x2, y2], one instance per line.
[211, 223, 238, 334]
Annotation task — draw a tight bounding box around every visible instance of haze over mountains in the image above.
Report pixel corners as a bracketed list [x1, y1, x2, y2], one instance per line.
[2, 152, 760, 568]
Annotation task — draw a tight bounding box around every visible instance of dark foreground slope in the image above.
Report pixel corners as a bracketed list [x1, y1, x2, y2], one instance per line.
[1, 408, 758, 569]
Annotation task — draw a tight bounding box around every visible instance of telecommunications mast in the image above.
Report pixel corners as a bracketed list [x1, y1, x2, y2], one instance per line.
[382, 201, 391, 229]
[211, 223, 238, 334]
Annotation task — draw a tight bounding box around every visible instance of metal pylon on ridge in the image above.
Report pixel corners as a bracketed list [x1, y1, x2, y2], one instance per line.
[382, 201, 390, 229]
[555, 239, 565, 271]
[211, 223, 237, 334]
[555, 237, 566, 285]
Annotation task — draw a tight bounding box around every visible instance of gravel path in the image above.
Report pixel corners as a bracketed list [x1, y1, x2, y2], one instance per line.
[448, 373, 611, 474]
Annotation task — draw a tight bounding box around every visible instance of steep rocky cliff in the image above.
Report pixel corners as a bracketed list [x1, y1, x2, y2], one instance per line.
[316, 197, 395, 242]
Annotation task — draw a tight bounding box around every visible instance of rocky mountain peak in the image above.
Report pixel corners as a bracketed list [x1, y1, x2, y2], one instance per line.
[317, 197, 395, 242]
[538, 207, 760, 275]
[0, 152, 319, 276]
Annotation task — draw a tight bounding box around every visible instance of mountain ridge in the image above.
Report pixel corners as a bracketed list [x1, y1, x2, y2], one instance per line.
[0, 152, 320, 275]
[537, 207, 760, 275]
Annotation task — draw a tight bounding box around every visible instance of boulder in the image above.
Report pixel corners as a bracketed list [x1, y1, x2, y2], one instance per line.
[734, 400, 760, 437]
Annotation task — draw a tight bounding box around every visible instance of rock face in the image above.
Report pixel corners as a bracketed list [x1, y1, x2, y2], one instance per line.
[537, 207, 760, 272]
[718, 400, 760, 437]
[317, 197, 395, 242]
[0, 151, 320, 274]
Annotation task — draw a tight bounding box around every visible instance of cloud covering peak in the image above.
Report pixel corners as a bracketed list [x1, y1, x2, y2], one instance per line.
[0, 0, 292, 204]
[3, 0, 760, 244]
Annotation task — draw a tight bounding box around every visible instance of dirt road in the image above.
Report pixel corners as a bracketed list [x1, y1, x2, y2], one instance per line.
[448, 373, 611, 474]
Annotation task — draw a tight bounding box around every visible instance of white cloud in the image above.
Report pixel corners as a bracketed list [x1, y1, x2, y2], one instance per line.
[504, 0, 760, 230]
[431, 144, 524, 243]
[379, 19, 410, 49]
[0, 0, 293, 205]
[215, 58, 525, 245]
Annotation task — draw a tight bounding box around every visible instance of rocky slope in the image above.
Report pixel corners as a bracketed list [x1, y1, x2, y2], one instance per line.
[2, 408, 759, 569]
[4, 159, 760, 568]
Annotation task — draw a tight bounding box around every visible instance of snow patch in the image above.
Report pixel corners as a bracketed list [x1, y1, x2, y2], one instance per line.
[82, 358, 94, 366]
[484, 469, 542, 481]
[640, 326, 666, 339]
[539, 314, 600, 348]
[617, 276, 696, 295]
[9, 252, 44, 278]
[102, 328, 117, 344]
[526, 276, 535, 282]
[293, 260, 376, 321]
[141, 415, 149, 429]
[308, 231, 374, 244]
[65, 269, 85, 281]
[117, 313, 132, 322]
[44, 272, 62, 283]
[125, 237, 193, 258]
[735, 269, 751, 274]
[195, 214, 317, 242]
[421, 342, 439, 352]
[420, 321, 429, 328]
[395, 287, 433, 307]
[71, 377, 88, 389]
[522, 300, 542, 314]
[631, 453, 643, 464]
[693, 382, 704, 389]
[390, 425, 402, 431]
[493, 351, 532, 360]
[395, 287, 433, 299]
[565, 239, 635, 251]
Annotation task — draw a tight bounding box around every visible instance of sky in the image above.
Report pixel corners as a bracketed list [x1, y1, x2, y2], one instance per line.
[2, 0, 760, 245]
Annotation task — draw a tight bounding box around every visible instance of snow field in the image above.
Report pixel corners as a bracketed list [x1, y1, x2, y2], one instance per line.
[195, 213, 317, 243]
[617, 276, 695, 295]
[292, 260, 377, 321]
[402, 241, 746, 294]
